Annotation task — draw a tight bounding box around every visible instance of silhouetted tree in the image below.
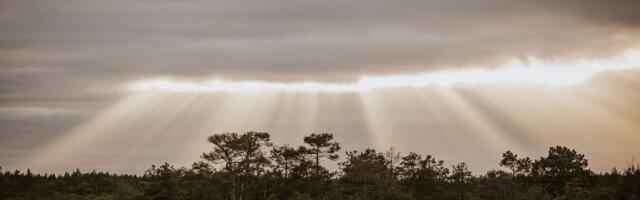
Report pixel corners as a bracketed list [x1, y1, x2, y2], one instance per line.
[271, 144, 304, 178]
[500, 150, 532, 177]
[3, 133, 640, 200]
[532, 146, 590, 197]
[201, 131, 271, 200]
[301, 133, 341, 198]
[269, 144, 309, 198]
[473, 170, 512, 200]
[143, 163, 181, 200]
[398, 152, 449, 199]
[384, 146, 401, 180]
[339, 149, 411, 200]
[303, 133, 341, 176]
[499, 150, 532, 199]
[450, 162, 472, 200]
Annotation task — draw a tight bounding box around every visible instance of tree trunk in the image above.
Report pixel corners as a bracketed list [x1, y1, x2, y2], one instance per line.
[230, 175, 236, 200]
[263, 176, 268, 200]
[239, 183, 245, 200]
[363, 171, 368, 200]
[512, 173, 516, 200]
[285, 162, 289, 178]
[459, 181, 464, 200]
[315, 148, 320, 175]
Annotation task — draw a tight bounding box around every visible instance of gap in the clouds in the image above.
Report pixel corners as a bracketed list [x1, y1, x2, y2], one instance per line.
[128, 49, 640, 93]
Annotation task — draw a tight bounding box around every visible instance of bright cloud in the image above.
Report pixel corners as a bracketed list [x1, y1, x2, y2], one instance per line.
[130, 49, 640, 93]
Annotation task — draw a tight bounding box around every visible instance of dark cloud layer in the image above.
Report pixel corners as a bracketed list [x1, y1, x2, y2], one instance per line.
[2, 0, 640, 81]
[0, 0, 638, 104]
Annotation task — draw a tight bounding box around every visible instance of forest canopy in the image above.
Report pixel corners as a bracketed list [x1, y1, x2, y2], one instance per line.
[2, 131, 639, 200]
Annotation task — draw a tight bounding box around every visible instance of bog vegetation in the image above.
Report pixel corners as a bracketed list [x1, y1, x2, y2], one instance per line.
[2, 132, 639, 199]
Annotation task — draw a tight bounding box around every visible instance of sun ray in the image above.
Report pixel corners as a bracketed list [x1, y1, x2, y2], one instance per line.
[358, 91, 395, 149]
[20, 92, 162, 172]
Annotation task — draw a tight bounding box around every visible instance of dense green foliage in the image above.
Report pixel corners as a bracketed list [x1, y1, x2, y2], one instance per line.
[2, 132, 640, 199]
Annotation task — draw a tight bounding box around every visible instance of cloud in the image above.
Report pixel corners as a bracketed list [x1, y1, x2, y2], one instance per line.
[2, 0, 640, 83]
[129, 49, 640, 92]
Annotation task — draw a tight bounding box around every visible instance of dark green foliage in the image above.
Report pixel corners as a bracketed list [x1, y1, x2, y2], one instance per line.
[201, 131, 272, 200]
[450, 162, 472, 200]
[302, 133, 341, 176]
[2, 132, 640, 200]
[339, 149, 409, 200]
[300, 133, 341, 198]
[397, 152, 450, 199]
[474, 170, 513, 200]
[531, 146, 591, 197]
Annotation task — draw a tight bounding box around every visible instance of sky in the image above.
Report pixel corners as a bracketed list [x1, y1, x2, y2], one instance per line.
[1, 0, 640, 174]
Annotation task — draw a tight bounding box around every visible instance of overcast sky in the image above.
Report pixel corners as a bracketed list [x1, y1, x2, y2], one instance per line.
[1, 0, 640, 173]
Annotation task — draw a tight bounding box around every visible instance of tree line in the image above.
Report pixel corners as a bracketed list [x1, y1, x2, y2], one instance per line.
[1, 131, 639, 199]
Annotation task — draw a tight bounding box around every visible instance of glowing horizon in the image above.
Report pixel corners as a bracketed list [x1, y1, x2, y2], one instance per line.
[130, 49, 640, 93]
